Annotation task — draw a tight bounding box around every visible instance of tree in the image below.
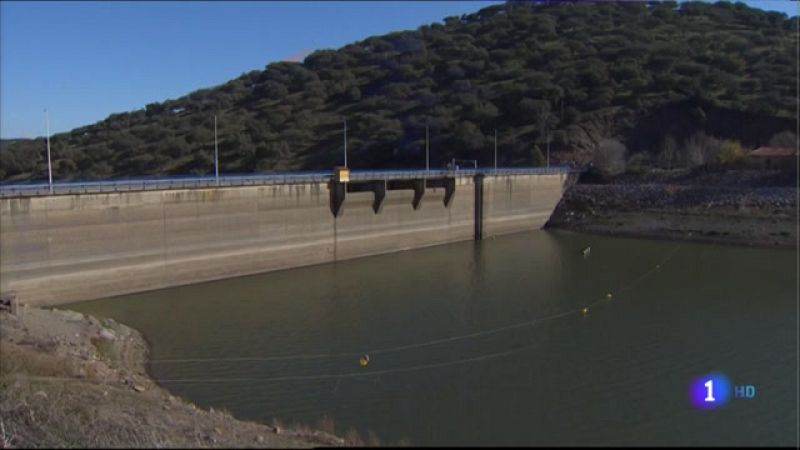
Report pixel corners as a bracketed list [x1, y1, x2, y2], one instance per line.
[657, 135, 678, 170]
[592, 139, 627, 177]
[682, 132, 720, 168]
[531, 145, 545, 166]
[768, 130, 797, 148]
[347, 86, 362, 102]
[717, 140, 747, 168]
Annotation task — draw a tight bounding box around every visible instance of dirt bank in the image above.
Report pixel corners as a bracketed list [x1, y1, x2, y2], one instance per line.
[0, 305, 349, 448]
[547, 169, 797, 248]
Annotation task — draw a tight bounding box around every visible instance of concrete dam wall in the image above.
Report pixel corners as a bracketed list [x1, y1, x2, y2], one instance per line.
[0, 173, 567, 306]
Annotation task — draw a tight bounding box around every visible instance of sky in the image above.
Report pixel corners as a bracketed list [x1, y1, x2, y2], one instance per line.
[1, 0, 796, 139]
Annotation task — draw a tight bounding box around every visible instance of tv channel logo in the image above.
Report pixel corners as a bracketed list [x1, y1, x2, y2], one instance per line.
[690, 372, 756, 410]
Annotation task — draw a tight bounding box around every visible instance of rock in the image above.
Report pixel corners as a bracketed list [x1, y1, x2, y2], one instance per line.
[255, 435, 265, 444]
[273, 426, 281, 435]
[32, 390, 48, 400]
[98, 328, 116, 341]
[133, 385, 145, 392]
[62, 310, 85, 321]
[0, 291, 17, 314]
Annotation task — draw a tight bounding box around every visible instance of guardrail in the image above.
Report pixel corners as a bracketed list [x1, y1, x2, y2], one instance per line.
[0, 166, 575, 198]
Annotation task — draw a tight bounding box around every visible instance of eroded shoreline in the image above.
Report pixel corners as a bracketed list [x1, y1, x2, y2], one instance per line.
[0, 305, 349, 448]
[547, 170, 797, 249]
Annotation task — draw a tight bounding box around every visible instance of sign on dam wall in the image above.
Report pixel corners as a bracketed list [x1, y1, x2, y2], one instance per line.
[0, 173, 568, 306]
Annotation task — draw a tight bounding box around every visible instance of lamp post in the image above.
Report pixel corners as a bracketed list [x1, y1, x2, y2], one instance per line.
[494, 128, 498, 172]
[214, 115, 219, 185]
[425, 125, 430, 173]
[546, 122, 550, 168]
[45, 109, 53, 194]
[343, 119, 348, 167]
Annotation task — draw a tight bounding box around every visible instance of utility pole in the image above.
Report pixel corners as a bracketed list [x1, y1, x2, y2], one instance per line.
[45, 109, 53, 193]
[425, 125, 430, 173]
[546, 122, 551, 169]
[214, 115, 219, 185]
[494, 128, 498, 172]
[343, 119, 348, 167]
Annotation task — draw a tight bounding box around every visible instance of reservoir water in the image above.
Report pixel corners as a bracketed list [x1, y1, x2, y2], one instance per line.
[71, 230, 798, 446]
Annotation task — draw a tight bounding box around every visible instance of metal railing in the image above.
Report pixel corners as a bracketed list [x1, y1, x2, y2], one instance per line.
[0, 165, 575, 198]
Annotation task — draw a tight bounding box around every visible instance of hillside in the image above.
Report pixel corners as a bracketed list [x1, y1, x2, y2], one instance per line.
[1, 1, 796, 182]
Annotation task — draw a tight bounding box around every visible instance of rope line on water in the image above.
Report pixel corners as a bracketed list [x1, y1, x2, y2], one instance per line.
[150, 241, 685, 380]
[157, 340, 543, 384]
[149, 308, 576, 364]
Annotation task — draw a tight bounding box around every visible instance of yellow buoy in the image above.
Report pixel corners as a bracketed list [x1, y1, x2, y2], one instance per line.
[606, 292, 613, 299]
[359, 354, 370, 367]
[582, 307, 589, 315]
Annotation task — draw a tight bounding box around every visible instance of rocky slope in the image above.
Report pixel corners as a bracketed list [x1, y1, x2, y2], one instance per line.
[0, 305, 349, 448]
[546, 169, 797, 247]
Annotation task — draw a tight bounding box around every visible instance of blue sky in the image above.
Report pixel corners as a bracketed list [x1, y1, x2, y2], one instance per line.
[1, 1, 796, 139]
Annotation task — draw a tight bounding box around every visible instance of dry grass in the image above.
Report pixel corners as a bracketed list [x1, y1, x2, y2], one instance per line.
[0, 375, 178, 448]
[0, 342, 78, 379]
[89, 336, 120, 364]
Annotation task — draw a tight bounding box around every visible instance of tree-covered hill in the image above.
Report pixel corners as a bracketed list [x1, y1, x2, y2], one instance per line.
[1, 1, 796, 182]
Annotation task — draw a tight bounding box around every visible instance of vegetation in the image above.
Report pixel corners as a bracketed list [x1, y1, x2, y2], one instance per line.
[592, 139, 627, 177]
[530, 145, 545, 166]
[1, 1, 796, 182]
[717, 139, 748, 168]
[768, 130, 797, 148]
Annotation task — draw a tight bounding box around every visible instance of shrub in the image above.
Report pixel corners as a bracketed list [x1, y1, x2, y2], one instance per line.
[592, 138, 626, 177]
[682, 132, 721, 168]
[768, 130, 797, 148]
[717, 139, 748, 168]
[626, 152, 653, 174]
[531, 145, 545, 166]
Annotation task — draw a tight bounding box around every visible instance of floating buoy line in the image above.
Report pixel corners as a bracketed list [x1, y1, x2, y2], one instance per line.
[151, 242, 684, 384]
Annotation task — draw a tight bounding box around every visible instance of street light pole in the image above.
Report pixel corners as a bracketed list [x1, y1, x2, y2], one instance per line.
[343, 119, 348, 167]
[546, 122, 551, 168]
[45, 109, 53, 194]
[425, 125, 430, 173]
[214, 115, 219, 185]
[494, 128, 498, 172]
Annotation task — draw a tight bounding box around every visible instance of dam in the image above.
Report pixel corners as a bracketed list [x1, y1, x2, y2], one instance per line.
[0, 168, 571, 306]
